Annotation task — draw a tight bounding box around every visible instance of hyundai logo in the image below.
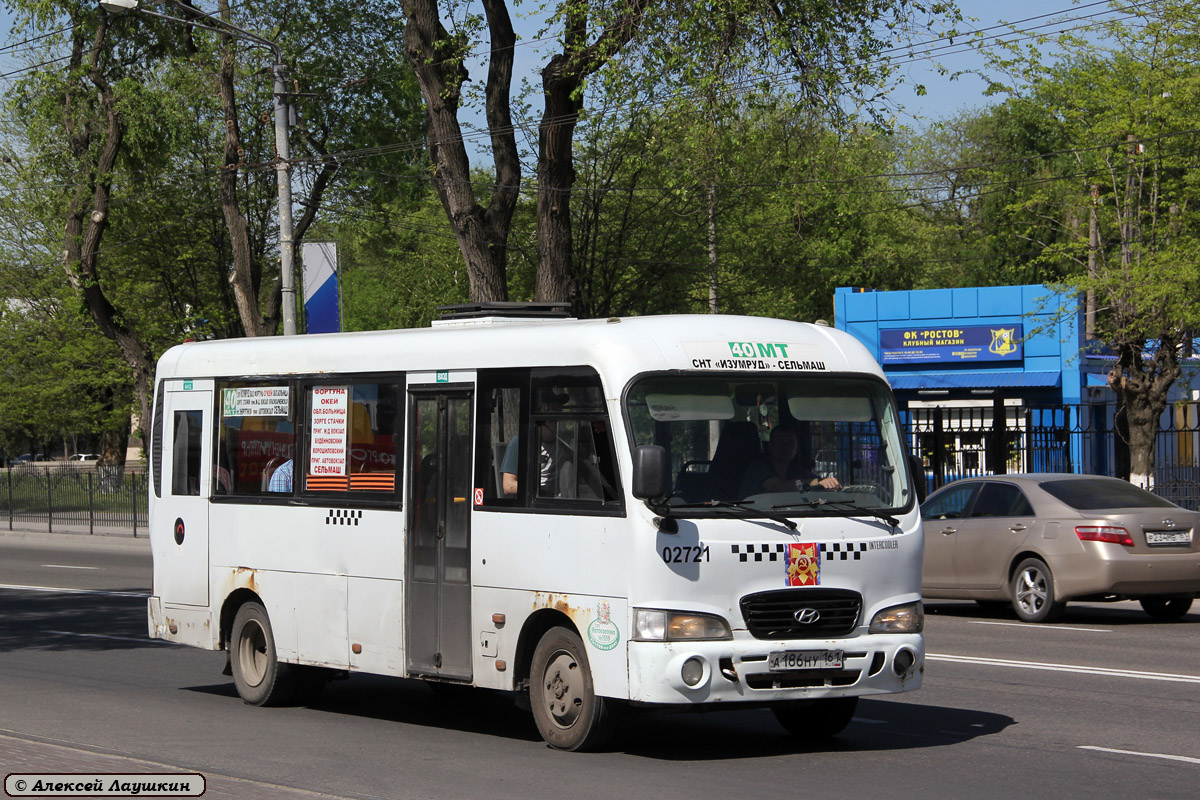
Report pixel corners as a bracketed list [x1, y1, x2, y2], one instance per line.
[1162, 518, 1177, 529]
[793, 608, 821, 625]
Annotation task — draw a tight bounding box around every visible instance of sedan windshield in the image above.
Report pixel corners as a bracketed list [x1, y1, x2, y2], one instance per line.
[625, 374, 913, 518]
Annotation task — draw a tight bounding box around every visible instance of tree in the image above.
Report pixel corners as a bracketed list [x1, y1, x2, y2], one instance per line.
[399, 0, 959, 308]
[2, 1, 425, 460]
[568, 93, 940, 321]
[982, 0, 1200, 486]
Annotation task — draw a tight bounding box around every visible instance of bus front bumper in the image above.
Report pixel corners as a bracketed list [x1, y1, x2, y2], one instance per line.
[625, 633, 923, 705]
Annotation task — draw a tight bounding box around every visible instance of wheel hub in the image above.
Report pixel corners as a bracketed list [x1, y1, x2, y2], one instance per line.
[543, 651, 582, 728]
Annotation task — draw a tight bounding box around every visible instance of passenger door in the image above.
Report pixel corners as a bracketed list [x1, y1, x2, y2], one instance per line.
[952, 482, 1037, 590]
[405, 387, 474, 680]
[921, 483, 979, 589]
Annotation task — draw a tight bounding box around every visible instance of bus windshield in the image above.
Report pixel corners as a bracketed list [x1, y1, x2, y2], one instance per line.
[625, 374, 911, 518]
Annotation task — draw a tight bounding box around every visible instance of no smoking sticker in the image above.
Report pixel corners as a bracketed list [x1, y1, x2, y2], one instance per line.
[473, 488, 484, 506]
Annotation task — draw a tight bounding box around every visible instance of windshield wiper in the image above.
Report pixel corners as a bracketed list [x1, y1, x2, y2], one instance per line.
[773, 498, 898, 528]
[659, 499, 797, 532]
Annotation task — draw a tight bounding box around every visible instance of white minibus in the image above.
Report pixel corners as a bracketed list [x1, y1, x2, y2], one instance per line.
[147, 307, 924, 750]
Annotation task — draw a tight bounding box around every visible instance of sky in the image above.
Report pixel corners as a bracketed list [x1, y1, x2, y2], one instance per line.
[0, 1, 1120, 141]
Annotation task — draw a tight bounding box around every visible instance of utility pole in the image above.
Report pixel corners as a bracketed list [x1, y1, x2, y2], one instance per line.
[1087, 184, 1099, 340]
[100, 0, 298, 335]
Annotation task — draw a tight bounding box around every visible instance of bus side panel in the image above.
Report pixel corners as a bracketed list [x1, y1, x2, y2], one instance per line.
[148, 599, 217, 649]
[471, 586, 630, 699]
[208, 505, 404, 580]
[208, 505, 402, 669]
[210, 566, 300, 661]
[347, 577, 405, 675]
[472, 512, 631, 698]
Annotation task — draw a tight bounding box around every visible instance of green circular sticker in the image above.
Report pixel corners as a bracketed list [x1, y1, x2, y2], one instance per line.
[587, 602, 620, 651]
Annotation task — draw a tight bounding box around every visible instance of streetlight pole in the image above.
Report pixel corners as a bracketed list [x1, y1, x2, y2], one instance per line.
[100, 0, 298, 336]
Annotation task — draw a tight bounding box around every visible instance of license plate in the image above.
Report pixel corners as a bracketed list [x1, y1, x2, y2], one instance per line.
[1146, 530, 1192, 546]
[768, 650, 844, 671]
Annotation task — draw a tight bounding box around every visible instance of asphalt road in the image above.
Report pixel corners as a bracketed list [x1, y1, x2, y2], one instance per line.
[1, 530, 1197, 800]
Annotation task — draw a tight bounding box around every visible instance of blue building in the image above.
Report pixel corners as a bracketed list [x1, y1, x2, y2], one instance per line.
[832, 284, 1200, 491]
[834, 284, 1200, 498]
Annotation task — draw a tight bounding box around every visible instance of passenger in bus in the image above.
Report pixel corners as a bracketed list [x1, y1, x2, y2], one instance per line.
[740, 425, 840, 496]
[501, 391, 573, 497]
[267, 459, 293, 492]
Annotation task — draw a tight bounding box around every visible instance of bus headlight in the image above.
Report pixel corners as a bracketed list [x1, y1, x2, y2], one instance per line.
[633, 609, 732, 641]
[869, 601, 924, 633]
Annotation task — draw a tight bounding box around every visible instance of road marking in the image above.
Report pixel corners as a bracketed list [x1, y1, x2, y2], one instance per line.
[1078, 746, 1200, 766]
[970, 620, 1111, 633]
[43, 630, 167, 645]
[40, 564, 101, 570]
[0, 583, 146, 599]
[929, 653, 1200, 684]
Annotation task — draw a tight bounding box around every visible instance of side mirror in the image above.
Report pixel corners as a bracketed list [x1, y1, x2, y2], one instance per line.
[909, 454, 927, 504]
[632, 445, 670, 500]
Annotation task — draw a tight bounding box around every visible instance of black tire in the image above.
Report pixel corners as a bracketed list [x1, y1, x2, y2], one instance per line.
[529, 627, 616, 751]
[1139, 596, 1194, 621]
[229, 601, 296, 706]
[772, 697, 859, 741]
[1011, 558, 1065, 623]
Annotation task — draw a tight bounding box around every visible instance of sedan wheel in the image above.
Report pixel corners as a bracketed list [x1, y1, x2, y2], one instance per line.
[1011, 558, 1065, 623]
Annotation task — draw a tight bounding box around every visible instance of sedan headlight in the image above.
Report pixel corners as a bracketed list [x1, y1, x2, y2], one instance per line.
[633, 609, 732, 641]
[869, 601, 924, 633]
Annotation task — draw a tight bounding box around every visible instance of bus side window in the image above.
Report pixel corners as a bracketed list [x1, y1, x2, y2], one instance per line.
[172, 410, 203, 496]
[528, 370, 622, 508]
[475, 372, 528, 505]
[304, 381, 403, 496]
[215, 381, 296, 497]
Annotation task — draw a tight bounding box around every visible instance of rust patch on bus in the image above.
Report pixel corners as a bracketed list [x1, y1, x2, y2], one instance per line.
[164, 616, 210, 638]
[532, 592, 586, 625]
[231, 566, 258, 593]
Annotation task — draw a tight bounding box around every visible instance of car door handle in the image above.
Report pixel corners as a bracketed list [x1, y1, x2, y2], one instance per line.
[1010, 524, 1027, 533]
[940, 527, 956, 535]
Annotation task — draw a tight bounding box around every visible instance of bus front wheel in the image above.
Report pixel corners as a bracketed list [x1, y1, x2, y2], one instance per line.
[229, 601, 295, 706]
[773, 696, 858, 741]
[529, 627, 615, 751]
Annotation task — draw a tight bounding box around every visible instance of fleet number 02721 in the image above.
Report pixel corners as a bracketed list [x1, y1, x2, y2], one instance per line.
[662, 545, 710, 564]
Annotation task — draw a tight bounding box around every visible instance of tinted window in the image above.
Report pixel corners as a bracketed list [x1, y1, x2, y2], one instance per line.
[171, 410, 203, 496]
[969, 483, 1033, 517]
[921, 483, 979, 519]
[476, 367, 621, 510]
[1040, 478, 1177, 510]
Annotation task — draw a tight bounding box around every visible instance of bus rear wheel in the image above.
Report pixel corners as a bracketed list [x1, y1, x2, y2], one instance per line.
[230, 601, 295, 706]
[529, 627, 615, 751]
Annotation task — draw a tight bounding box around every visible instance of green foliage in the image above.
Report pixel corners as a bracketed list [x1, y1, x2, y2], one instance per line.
[570, 92, 939, 321]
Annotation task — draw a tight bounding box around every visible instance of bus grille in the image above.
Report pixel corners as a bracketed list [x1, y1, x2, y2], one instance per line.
[740, 589, 862, 639]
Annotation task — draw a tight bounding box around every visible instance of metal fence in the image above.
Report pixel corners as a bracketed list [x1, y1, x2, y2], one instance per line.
[903, 401, 1200, 510]
[1, 464, 149, 535]
[11, 401, 1200, 531]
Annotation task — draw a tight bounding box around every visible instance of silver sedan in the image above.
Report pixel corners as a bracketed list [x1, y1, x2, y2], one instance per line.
[920, 474, 1200, 622]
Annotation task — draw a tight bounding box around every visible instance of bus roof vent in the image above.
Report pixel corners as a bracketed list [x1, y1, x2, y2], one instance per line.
[432, 302, 574, 327]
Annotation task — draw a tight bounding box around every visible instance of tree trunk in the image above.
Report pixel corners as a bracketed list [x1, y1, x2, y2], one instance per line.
[400, 0, 518, 303]
[707, 183, 719, 314]
[216, 0, 274, 337]
[536, 56, 582, 304]
[535, 1, 651, 309]
[1108, 339, 1180, 490]
[61, 13, 155, 460]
